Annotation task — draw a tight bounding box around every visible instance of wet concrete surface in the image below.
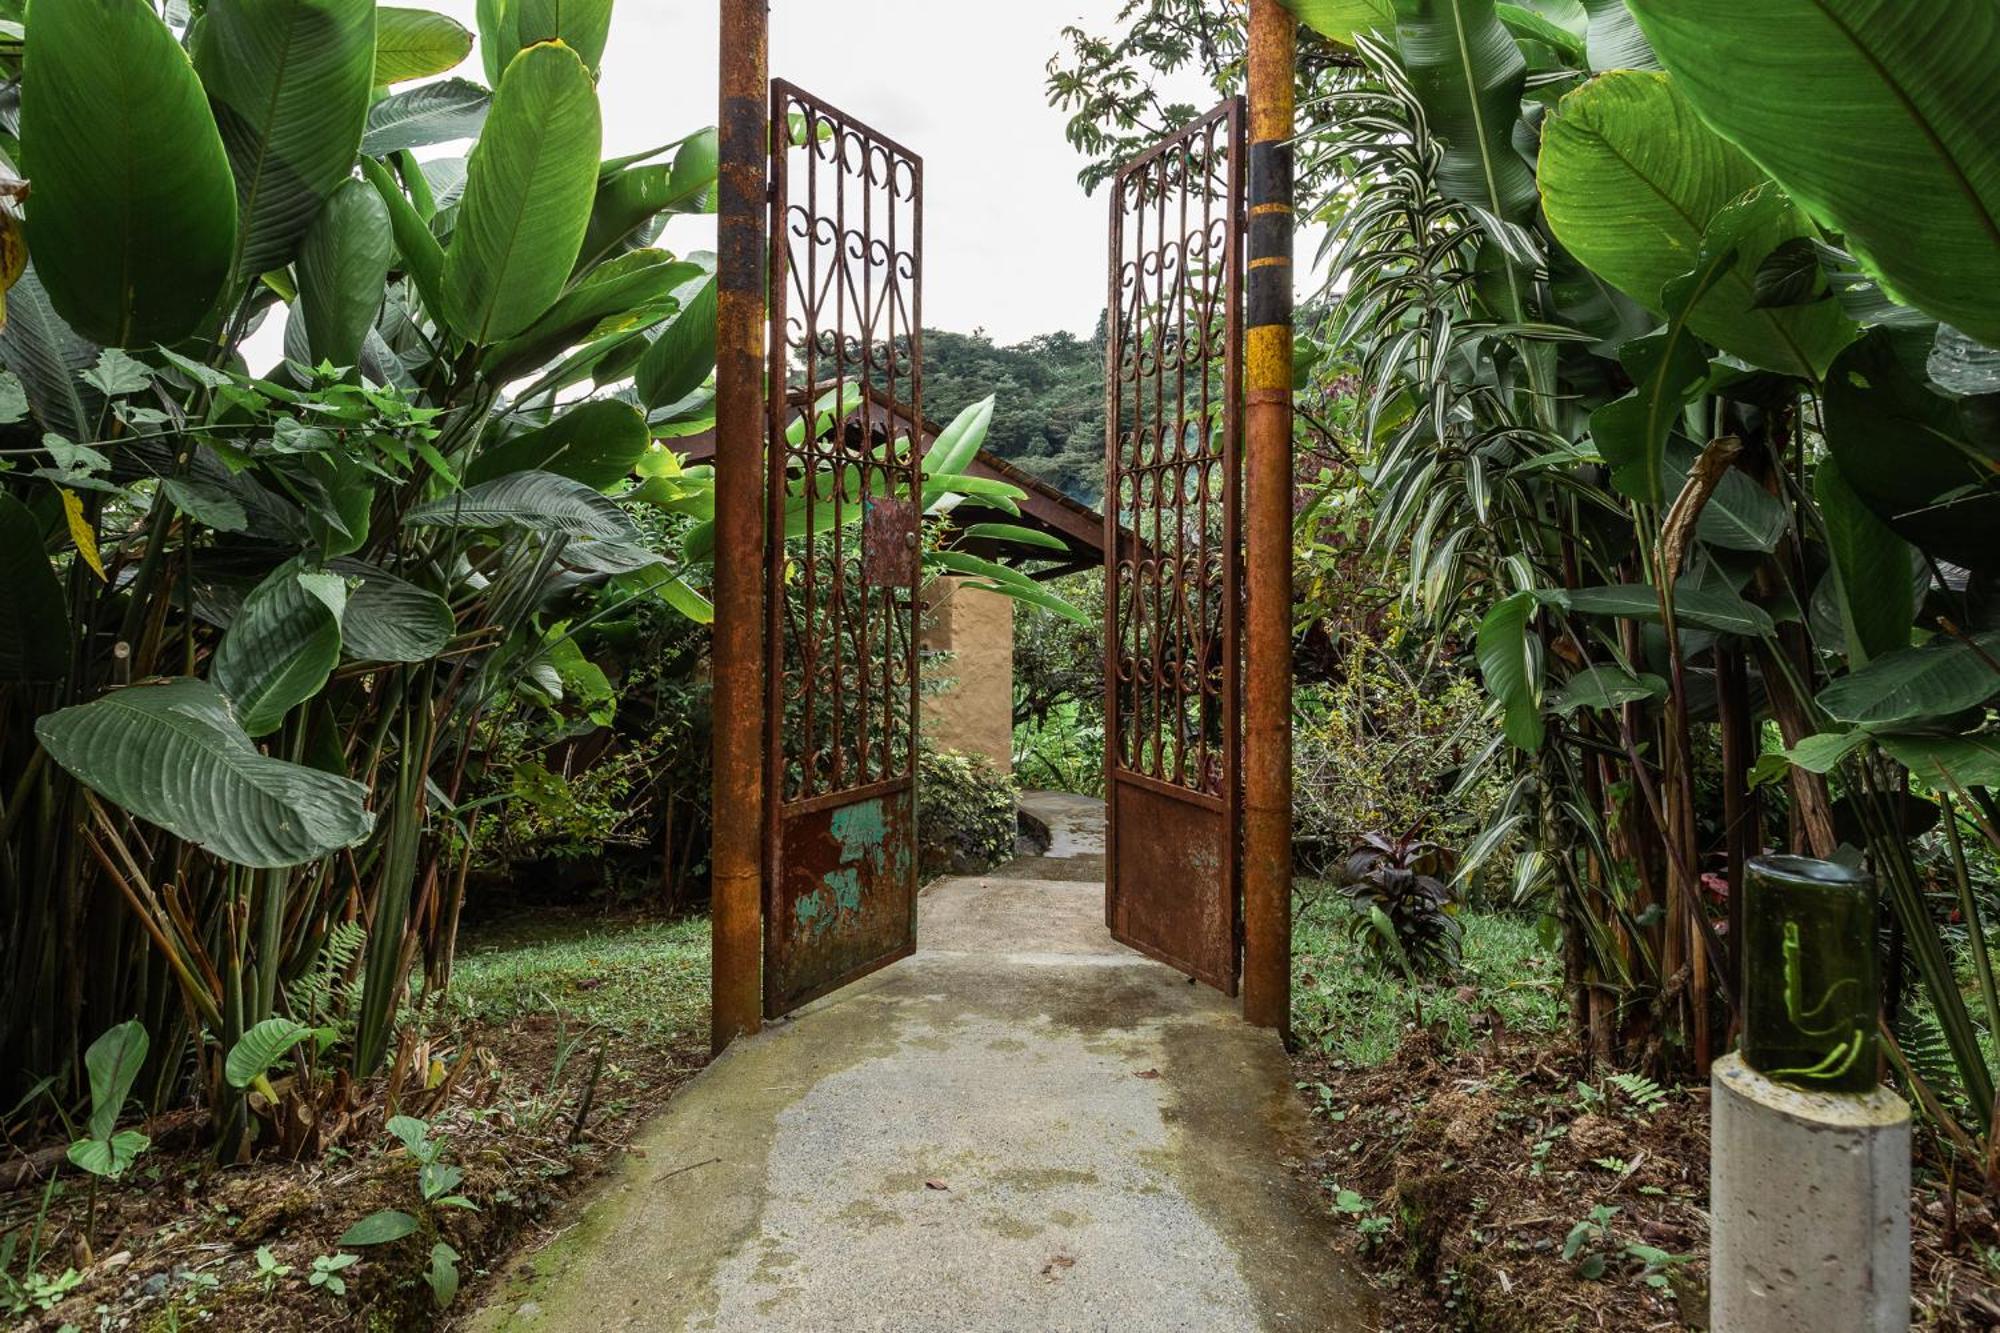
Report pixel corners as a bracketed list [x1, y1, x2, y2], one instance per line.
[470, 797, 1370, 1332]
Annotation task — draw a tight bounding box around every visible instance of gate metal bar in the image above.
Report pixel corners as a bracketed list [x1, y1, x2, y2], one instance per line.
[1103, 98, 1246, 994]
[762, 81, 924, 1019]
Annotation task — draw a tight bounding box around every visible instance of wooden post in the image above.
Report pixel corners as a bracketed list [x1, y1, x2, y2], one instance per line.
[1242, 0, 1295, 1035]
[711, 0, 768, 1054]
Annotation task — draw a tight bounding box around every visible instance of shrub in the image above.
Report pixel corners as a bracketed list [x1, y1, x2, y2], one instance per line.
[918, 749, 1019, 879]
[1337, 831, 1464, 978]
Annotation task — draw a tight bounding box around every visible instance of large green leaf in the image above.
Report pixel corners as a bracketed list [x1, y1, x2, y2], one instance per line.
[404, 470, 638, 542]
[21, 0, 238, 346]
[375, 6, 473, 84]
[1540, 72, 1852, 378]
[1815, 456, 1916, 666]
[1550, 664, 1667, 716]
[1819, 631, 2000, 726]
[334, 561, 454, 663]
[468, 400, 651, 491]
[1823, 330, 2000, 573]
[1556, 581, 1776, 638]
[633, 275, 716, 408]
[297, 177, 393, 370]
[35, 678, 376, 868]
[1625, 0, 2000, 346]
[1580, 0, 1655, 72]
[1588, 254, 1736, 506]
[213, 563, 347, 736]
[482, 250, 700, 380]
[225, 1017, 312, 1089]
[1393, 0, 1538, 226]
[575, 131, 720, 273]
[83, 1020, 149, 1143]
[925, 397, 996, 480]
[361, 78, 492, 157]
[359, 155, 447, 318]
[1477, 591, 1543, 751]
[515, 0, 613, 75]
[1290, 0, 1395, 45]
[1881, 734, 2000, 791]
[476, 0, 520, 87]
[441, 42, 602, 345]
[194, 0, 377, 281]
[0, 265, 100, 441]
[0, 492, 69, 681]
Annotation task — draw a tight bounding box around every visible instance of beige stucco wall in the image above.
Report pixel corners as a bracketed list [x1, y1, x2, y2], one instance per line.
[922, 579, 1015, 771]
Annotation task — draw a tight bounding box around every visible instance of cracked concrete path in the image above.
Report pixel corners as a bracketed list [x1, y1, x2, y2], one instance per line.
[471, 796, 1370, 1333]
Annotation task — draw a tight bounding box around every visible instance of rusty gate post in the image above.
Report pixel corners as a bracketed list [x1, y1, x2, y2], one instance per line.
[711, 0, 768, 1054]
[1242, 0, 1295, 1035]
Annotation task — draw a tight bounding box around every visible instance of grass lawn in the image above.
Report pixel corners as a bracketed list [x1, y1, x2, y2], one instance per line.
[1290, 882, 1566, 1067]
[448, 912, 711, 1046]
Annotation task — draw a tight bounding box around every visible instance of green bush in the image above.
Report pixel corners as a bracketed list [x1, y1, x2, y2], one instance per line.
[918, 749, 1019, 879]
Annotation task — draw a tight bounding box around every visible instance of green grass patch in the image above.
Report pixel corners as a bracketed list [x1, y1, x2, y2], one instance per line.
[1292, 885, 1564, 1067]
[447, 915, 711, 1042]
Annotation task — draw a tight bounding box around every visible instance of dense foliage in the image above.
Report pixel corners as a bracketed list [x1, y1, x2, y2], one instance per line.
[0, 0, 1064, 1160]
[916, 748, 1021, 879]
[1058, 0, 2000, 1163]
[922, 327, 1106, 502]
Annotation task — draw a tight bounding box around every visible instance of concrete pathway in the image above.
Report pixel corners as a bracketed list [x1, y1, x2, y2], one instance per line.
[471, 794, 1370, 1332]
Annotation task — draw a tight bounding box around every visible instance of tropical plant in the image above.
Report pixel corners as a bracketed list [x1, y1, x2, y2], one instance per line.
[337, 1112, 474, 1303]
[0, 0, 725, 1151]
[1336, 829, 1464, 976]
[1054, 0, 2000, 1161]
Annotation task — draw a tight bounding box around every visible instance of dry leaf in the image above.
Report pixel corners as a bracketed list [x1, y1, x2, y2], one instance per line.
[1134, 1068, 1161, 1080]
[924, 1178, 949, 1191]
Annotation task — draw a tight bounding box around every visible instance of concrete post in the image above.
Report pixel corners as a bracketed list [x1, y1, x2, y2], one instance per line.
[1710, 1053, 1910, 1332]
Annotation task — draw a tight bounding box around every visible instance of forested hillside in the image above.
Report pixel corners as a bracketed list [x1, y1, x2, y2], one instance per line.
[921, 326, 1105, 502]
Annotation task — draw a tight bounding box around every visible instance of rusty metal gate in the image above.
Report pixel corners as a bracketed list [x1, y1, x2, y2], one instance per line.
[761, 82, 925, 1018]
[1103, 100, 1247, 994]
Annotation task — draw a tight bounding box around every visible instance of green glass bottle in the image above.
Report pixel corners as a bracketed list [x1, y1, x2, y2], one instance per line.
[1741, 856, 1880, 1093]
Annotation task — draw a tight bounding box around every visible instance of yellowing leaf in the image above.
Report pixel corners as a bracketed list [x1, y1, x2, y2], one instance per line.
[60, 489, 105, 581]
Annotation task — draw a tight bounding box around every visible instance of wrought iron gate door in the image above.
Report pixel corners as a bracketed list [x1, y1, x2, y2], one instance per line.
[762, 82, 924, 1018]
[1104, 100, 1246, 994]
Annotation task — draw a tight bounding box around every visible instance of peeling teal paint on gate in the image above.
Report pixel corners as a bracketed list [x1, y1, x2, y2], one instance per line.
[792, 798, 892, 944]
[831, 799, 887, 862]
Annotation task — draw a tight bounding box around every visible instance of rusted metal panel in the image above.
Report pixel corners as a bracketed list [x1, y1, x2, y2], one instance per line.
[1104, 99, 1246, 996]
[863, 495, 920, 587]
[1110, 782, 1236, 989]
[764, 787, 917, 1016]
[763, 82, 923, 1019]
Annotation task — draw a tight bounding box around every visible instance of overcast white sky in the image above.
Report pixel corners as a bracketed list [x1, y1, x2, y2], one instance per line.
[432, 0, 1214, 344]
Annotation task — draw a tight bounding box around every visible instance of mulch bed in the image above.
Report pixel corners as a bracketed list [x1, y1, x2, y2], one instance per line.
[1293, 1027, 2000, 1331]
[4, 1011, 707, 1331]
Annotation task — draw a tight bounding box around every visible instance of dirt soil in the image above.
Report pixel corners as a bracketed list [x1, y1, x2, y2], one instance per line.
[1293, 1028, 2000, 1331]
[4, 1010, 707, 1331]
